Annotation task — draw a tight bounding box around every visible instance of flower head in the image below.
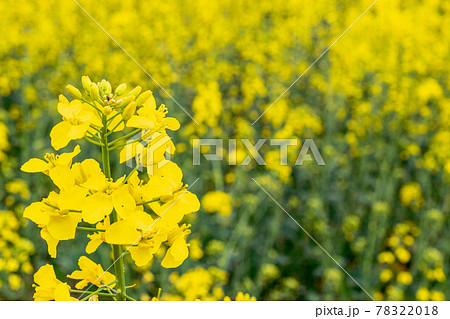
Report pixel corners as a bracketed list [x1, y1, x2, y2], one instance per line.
[33, 264, 74, 301]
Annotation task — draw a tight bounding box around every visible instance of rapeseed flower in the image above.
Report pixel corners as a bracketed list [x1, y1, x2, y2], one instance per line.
[33, 264, 74, 301]
[68, 256, 116, 289]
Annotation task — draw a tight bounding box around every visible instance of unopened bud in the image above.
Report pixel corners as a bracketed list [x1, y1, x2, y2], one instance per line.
[122, 101, 137, 120]
[128, 86, 142, 98]
[135, 90, 153, 105]
[65, 85, 83, 100]
[103, 106, 113, 116]
[100, 80, 112, 95]
[90, 83, 100, 101]
[115, 83, 127, 96]
[81, 76, 92, 92]
[119, 95, 135, 108]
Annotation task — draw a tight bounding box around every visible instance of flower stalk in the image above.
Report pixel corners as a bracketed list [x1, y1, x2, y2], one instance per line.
[100, 114, 127, 301]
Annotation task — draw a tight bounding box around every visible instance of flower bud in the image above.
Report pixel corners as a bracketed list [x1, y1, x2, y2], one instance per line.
[100, 79, 112, 95]
[106, 81, 112, 95]
[128, 86, 142, 98]
[81, 76, 92, 92]
[119, 95, 135, 108]
[135, 90, 153, 105]
[65, 85, 83, 99]
[90, 83, 100, 101]
[115, 83, 127, 96]
[103, 106, 113, 116]
[122, 101, 137, 120]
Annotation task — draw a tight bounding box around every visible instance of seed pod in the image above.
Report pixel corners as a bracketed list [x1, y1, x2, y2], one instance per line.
[65, 85, 83, 99]
[115, 83, 127, 96]
[135, 90, 153, 105]
[128, 86, 142, 98]
[122, 101, 137, 120]
[119, 95, 135, 108]
[90, 83, 100, 101]
[81, 76, 92, 92]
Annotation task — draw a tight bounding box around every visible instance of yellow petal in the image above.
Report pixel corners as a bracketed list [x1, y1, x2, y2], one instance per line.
[126, 115, 155, 129]
[50, 121, 72, 150]
[24, 202, 51, 225]
[21, 158, 49, 173]
[72, 158, 103, 186]
[54, 283, 72, 301]
[82, 193, 113, 224]
[49, 165, 75, 191]
[154, 161, 182, 188]
[34, 264, 57, 286]
[104, 219, 141, 245]
[129, 246, 154, 267]
[86, 233, 104, 254]
[41, 228, 59, 258]
[164, 117, 180, 131]
[74, 279, 89, 290]
[57, 99, 82, 119]
[111, 187, 136, 219]
[58, 145, 81, 167]
[161, 237, 188, 268]
[47, 213, 81, 240]
[68, 123, 90, 140]
[57, 186, 88, 211]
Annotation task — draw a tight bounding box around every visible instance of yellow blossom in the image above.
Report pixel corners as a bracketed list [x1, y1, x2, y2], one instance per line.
[33, 264, 74, 301]
[68, 256, 116, 290]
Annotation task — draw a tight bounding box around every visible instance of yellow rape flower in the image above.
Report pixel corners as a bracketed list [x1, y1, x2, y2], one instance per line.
[161, 224, 191, 268]
[21, 145, 81, 175]
[74, 159, 136, 224]
[126, 93, 180, 131]
[33, 264, 74, 301]
[224, 292, 256, 301]
[50, 95, 101, 150]
[68, 256, 116, 290]
[143, 161, 200, 226]
[396, 271, 413, 285]
[105, 209, 168, 267]
[395, 247, 411, 264]
[202, 191, 233, 216]
[416, 287, 430, 301]
[23, 188, 86, 257]
[430, 290, 445, 301]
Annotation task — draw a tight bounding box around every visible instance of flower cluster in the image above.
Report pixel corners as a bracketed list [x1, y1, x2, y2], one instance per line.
[21, 78, 200, 301]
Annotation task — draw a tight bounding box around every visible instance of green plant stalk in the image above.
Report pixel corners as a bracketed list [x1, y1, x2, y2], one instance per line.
[100, 115, 127, 301]
[70, 289, 116, 298]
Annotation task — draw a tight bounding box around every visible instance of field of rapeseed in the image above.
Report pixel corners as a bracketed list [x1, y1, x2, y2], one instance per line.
[0, 0, 449, 301]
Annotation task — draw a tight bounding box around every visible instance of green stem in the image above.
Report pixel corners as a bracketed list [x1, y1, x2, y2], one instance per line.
[100, 115, 127, 301]
[89, 125, 103, 134]
[136, 197, 160, 206]
[70, 289, 115, 298]
[124, 294, 137, 301]
[85, 136, 104, 147]
[106, 119, 124, 137]
[108, 128, 142, 146]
